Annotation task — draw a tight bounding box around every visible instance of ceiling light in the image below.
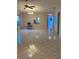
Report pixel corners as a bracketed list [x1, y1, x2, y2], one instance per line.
[49, 36, 51, 40]
[28, 53, 33, 58]
[26, 8, 33, 11]
[29, 44, 35, 49]
[28, 12, 34, 14]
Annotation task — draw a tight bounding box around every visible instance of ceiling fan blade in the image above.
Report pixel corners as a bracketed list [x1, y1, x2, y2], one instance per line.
[29, 7, 33, 9]
[30, 6, 35, 7]
[26, 0, 28, 2]
[29, 6, 35, 9]
[24, 8, 26, 9]
[24, 5, 29, 7]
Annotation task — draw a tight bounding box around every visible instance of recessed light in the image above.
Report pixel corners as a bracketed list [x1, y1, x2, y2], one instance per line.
[49, 36, 51, 40]
[28, 53, 33, 58]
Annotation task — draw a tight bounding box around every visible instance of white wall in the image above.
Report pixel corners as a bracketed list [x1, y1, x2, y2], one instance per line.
[19, 12, 53, 30]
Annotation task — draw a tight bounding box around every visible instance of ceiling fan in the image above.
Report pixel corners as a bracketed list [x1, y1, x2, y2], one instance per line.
[24, 0, 35, 9]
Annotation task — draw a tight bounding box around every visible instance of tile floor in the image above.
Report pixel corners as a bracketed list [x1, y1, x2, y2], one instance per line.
[17, 29, 61, 59]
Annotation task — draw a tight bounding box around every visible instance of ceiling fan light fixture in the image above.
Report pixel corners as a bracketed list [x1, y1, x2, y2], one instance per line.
[27, 9, 33, 11]
[28, 12, 34, 14]
[24, 0, 35, 10]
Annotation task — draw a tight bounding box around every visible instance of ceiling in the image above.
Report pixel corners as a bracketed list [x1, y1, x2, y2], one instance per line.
[17, 0, 61, 14]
